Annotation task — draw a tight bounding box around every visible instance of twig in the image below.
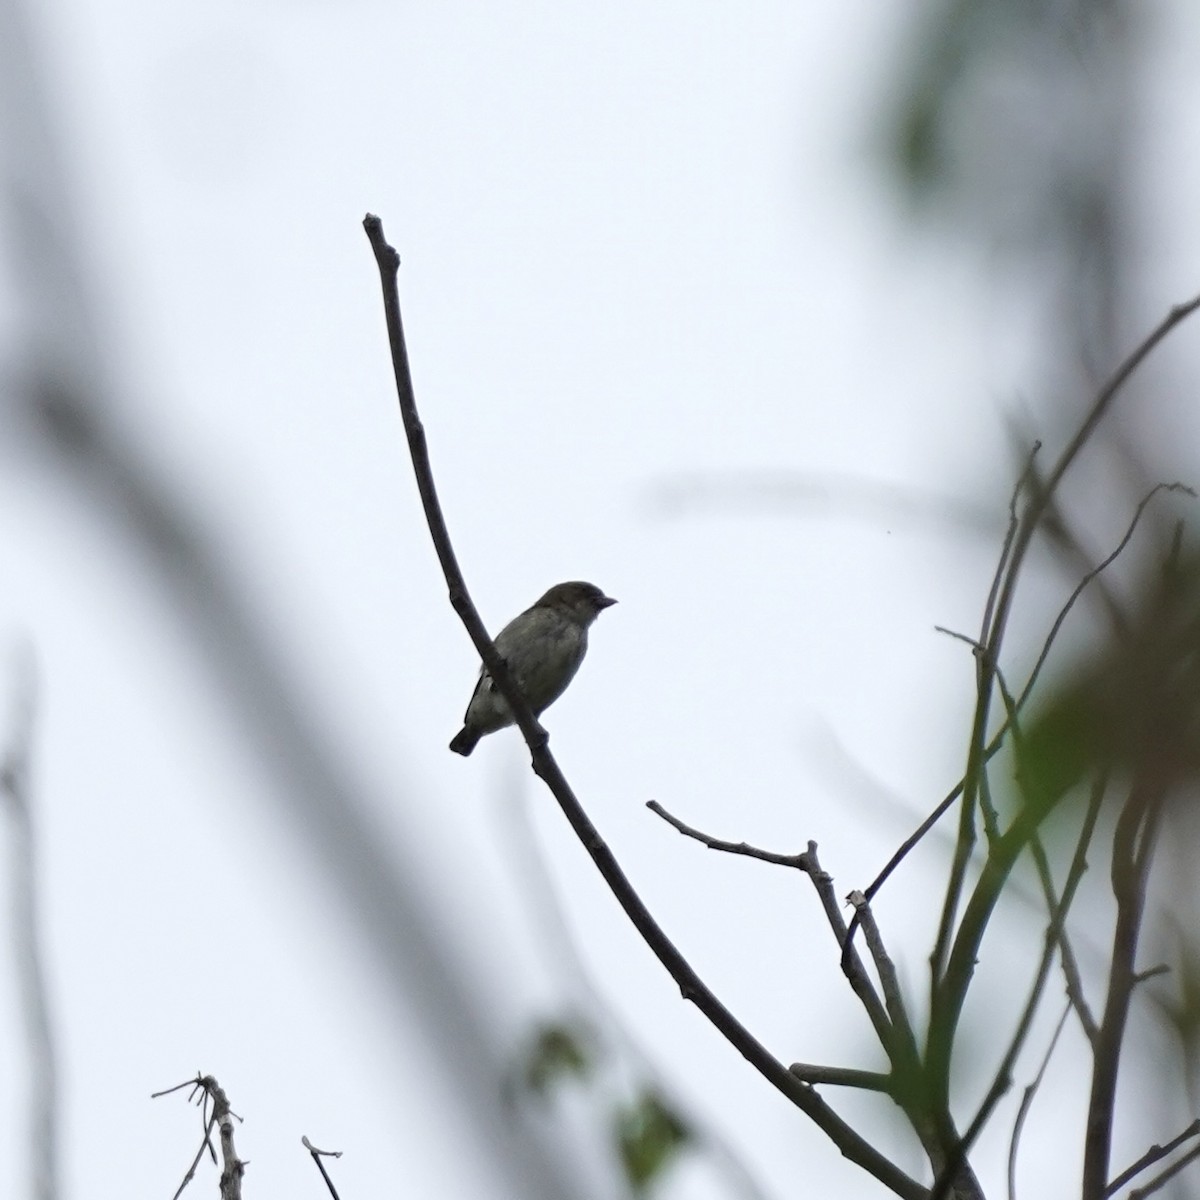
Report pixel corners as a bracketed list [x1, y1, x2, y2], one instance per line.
[153, 1075, 242, 1200]
[842, 775, 971, 972]
[846, 891, 921, 1070]
[1007, 1004, 1071, 1200]
[979, 441, 1043, 651]
[167, 1115, 218, 1200]
[1026, 831, 1098, 1044]
[646, 801, 811, 868]
[1105, 1118, 1200, 1197]
[365, 214, 927, 1200]
[788, 1064, 893, 1093]
[1128, 1141, 1200, 1199]
[302, 1136, 343, 1200]
[1016, 482, 1196, 712]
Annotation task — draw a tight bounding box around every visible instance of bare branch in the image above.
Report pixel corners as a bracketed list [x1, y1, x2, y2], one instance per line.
[789, 1064, 894, 1093]
[846, 891, 921, 1069]
[168, 1115, 218, 1200]
[1105, 1119, 1200, 1197]
[302, 1136, 344, 1200]
[1128, 1141, 1200, 1200]
[1007, 1004, 1071, 1200]
[365, 215, 927, 1200]
[646, 800, 811, 869]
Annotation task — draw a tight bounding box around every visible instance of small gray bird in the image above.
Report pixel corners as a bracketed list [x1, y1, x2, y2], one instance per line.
[449, 581, 616, 756]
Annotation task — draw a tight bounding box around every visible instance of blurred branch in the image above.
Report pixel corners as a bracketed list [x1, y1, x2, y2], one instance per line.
[1, 0, 593, 1192]
[365, 214, 929, 1200]
[1, 649, 60, 1200]
[646, 470, 997, 535]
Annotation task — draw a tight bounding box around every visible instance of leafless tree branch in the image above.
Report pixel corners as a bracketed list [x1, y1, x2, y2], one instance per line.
[1006, 1004, 1070, 1200]
[1105, 1118, 1200, 1197]
[365, 213, 928, 1200]
[302, 1136, 344, 1200]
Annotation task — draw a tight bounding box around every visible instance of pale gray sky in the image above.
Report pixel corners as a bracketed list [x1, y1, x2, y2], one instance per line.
[4, 3, 1200, 1199]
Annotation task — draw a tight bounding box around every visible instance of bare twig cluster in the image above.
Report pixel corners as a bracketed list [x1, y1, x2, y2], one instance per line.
[153, 1075, 245, 1200]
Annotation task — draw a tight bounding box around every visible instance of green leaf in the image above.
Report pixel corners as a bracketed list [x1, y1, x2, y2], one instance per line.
[615, 1090, 691, 1193]
[521, 1021, 593, 1098]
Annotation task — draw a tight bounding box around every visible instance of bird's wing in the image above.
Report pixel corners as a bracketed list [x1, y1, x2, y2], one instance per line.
[463, 662, 495, 712]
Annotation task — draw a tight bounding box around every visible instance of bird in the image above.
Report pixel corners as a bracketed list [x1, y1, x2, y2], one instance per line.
[449, 581, 616, 756]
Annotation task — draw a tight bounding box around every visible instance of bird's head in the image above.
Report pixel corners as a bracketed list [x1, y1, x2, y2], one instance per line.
[539, 581, 617, 626]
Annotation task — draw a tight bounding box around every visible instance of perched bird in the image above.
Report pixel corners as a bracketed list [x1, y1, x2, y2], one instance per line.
[449, 581, 616, 756]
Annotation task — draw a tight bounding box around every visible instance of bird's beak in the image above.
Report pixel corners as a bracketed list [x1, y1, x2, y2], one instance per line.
[598, 595, 617, 609]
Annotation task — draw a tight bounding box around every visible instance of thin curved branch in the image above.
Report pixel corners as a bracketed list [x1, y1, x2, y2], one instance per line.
[364, 215, 927, 1200]
[1105, 1119, 1200, 1198]
[789, 1064, 894, 1093]
[1007, 1004, 1070, 1200]
[1016, 481, 1196, 712]
[1127, 1142, 1200, 1200]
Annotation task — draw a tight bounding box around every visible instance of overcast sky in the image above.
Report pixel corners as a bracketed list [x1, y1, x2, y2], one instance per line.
[4, 3, 1200, 1200]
